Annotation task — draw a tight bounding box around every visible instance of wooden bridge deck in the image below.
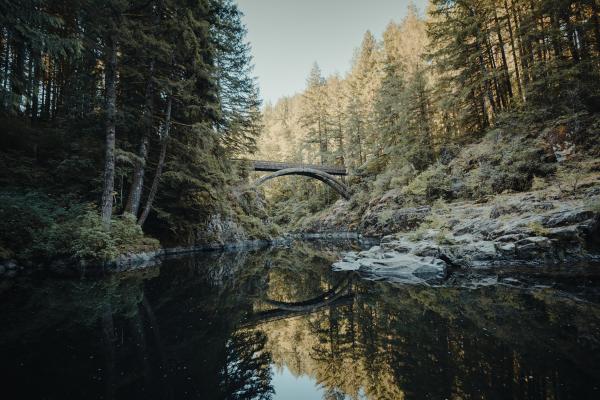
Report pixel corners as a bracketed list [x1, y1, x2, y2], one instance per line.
[237, 159, 347, 176]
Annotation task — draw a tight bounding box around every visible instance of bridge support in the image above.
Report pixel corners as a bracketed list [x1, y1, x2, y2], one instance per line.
[254, 167, 352, 200]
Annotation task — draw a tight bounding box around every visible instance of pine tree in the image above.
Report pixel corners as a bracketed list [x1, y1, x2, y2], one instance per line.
[325, 75, 347, 166]
[210, 0, 262, 156]
[346, 31, 380, 160]
[300, 63, 331, 165]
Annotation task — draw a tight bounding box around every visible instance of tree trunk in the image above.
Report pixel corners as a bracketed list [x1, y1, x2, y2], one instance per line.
[100, 35, 118, 228]
[513, 3, 531, 85]
[124, 0, 161, 214]
[1, 29, 10, 110]
[43, 62, 52, 119]
[138, 95, 171, 227]
[51, 62, 59, 119]
[54, 60, 64, 117]
[124, 134, 149, 216]
[469, 7, 497, 120]
[562, 7, 580, 62]
[476, 43, 497, 120]
[493, 6, 513, 101]
[125, 61, 155, 216]
[504, 0, 525, 101]
[318, 117, 328, 165]
[11, 33, 26, 114]
[485, 32, 505, 109]
[25, 47, 33, 117]
[574, 3, 589, 61]
[356, 121, 364, 166]
[31, 50, 40, 120]
[337, 114, 345, 166]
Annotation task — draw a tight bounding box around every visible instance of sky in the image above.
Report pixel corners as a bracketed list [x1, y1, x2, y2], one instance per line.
[236, 0, 429, 105]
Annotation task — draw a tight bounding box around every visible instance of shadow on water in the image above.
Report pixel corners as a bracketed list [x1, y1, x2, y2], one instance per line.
[1, 239, 599, 399]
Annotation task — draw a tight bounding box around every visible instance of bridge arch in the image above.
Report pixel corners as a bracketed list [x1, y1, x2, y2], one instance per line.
[254, 167, 351, 200]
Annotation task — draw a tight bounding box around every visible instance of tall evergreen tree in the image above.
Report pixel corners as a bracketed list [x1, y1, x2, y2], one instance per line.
[300, 63, 331, 165]
[210, 0, 262, 156]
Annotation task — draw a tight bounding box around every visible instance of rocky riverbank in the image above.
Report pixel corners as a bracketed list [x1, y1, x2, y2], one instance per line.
[327, 187, 600, 281]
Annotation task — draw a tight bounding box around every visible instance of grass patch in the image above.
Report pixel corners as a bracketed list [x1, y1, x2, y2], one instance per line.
[528, 221, 550, 236]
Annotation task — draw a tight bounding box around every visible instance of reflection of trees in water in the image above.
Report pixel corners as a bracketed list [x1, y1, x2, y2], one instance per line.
[0, 249, 278, 400]
[221, 331, 274, 400]
[260, 275, 600, 400]
[2, 242, 600, 400]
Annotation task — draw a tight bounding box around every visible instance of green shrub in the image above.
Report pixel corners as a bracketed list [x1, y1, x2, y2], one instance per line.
[372, 169, 394, 198]
[531, 176, 548, 190]
[408, 228, 427, 242]
[435, 229, 456, 245]
[357, 156, 389, 177]
[0, 191, 61, 258]
[432, 198, 450, 212]
[377, 209, 395, 225]
[39, 209, 160, 262]
[555, 164, 580, 194]
[389, 163, 418, 189]
[401, 163, 452, 203]
[0, 190, 159, 262]
[528, 221, 550, 236]
[69, 210, 119, 261]
[451, 134, 555, 199]
[236, 213, 272, 240]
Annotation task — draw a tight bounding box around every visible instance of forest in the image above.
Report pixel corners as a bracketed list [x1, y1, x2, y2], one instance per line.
[0, 0, 266, 263]
[258, 1, 600, 231]
[1, 0, 600, 265]
[2, 3, 600, 399]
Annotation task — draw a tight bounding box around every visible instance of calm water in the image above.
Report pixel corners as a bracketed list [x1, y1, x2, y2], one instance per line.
[1, 240, 600, 400]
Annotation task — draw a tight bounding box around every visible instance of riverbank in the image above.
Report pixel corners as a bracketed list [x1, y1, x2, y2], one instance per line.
[0, 232, 371, 278]
[324, 186, 600, 281]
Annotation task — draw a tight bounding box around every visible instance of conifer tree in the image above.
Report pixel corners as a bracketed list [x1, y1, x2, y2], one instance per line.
[346, 31, 380, 160]
[210, 0, 262, 155]
[300, 63, 331, 165]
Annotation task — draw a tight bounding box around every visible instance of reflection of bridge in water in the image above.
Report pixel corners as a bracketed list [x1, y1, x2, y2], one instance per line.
[235, 159, 352, 200]
[239, 276, 353, 328]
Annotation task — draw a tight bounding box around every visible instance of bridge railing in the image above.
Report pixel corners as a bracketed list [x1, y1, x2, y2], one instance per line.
[232, 159, 347, 176]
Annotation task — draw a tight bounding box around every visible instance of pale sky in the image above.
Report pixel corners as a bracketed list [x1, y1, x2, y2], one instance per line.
[236, 0, 429, 105]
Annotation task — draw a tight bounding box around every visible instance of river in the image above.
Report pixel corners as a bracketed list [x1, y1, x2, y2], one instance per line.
[1, 239, 599, 399]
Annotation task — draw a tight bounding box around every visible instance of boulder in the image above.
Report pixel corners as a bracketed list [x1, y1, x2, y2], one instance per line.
[333, 250, 446, 283]
[544, 208, 594, 228]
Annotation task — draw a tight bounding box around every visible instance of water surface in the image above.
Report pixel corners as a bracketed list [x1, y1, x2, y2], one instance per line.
[1, 240, 599, 399]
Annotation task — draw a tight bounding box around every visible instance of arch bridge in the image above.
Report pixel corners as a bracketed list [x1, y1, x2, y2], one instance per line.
[237, 159, 351, 200]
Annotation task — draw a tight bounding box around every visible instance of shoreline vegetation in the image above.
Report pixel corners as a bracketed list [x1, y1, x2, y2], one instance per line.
[0, 232, 369, 277]
[2, 1, 600, 276]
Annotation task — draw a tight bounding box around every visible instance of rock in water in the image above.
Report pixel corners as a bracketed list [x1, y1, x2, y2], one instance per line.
[333, 250, 446, 284]
[332, 261, 360, 271]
